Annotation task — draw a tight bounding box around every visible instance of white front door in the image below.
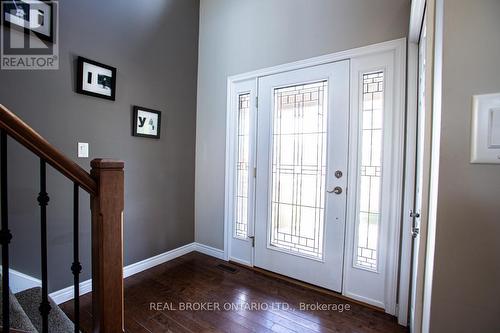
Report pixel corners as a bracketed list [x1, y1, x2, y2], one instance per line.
[254, 61, 349, 292]
[226, 40, 405, 312]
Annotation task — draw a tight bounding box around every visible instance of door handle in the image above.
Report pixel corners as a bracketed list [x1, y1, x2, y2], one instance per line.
[327, 186, 343, 194]
[248, 236, 255, 247]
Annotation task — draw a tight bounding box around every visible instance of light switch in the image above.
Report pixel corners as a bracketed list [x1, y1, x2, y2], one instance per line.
[489, 108, 500, 148]
[471, 93, 500, 163]
[78, 142, 89, 158]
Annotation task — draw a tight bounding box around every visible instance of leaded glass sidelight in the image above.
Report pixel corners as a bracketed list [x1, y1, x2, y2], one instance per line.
[234, 93, 250, 239]
[270, 81, 328, 259]
[355, 71, 384, 271]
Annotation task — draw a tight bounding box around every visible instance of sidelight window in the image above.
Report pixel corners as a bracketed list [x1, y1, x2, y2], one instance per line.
[355, 71, 384, 271]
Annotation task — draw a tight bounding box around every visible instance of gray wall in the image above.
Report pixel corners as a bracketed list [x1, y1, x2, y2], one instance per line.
[195, 0, 410, 249]
[429, 0, 500, 332]
[0, 0, 199, 291]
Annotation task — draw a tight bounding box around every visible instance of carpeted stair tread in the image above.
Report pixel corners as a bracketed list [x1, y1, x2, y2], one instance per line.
[0, 279, 38, 333]
[15, 287, 75, 333]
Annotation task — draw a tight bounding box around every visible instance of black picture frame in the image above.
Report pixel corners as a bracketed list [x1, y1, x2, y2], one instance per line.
[132, 106, 162, 139]
[76, 56, 117, 101]
[1, 0, 55, 43]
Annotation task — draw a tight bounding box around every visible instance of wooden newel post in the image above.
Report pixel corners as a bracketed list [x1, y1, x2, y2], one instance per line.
[90, 159, 125, 333]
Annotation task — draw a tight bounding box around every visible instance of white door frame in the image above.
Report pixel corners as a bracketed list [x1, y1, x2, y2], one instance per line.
[224, 37, 407, 317]
[403, 0, 444, 332]
[398, 0, 427, 327]
[399, 41, 419, 328]
[422, 0, 444, 332]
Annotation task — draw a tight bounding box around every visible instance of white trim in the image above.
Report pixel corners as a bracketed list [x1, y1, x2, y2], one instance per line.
[409, 0, 426, 43]
[0, 267, 42, 294]
[398, 41, 419, 327]
[50, 242, 197, 304]
[123, 243, 196, 278]
[386, 37, 407, 317]
[422, 0, 443, 331]
[224, 76, 233, 262]
[194, 242, 225, 260]
[49, 279, 93, 305]
[228, 38, 407, 83]
[343, 291, 385, 309]
[228, 257, 252, 267]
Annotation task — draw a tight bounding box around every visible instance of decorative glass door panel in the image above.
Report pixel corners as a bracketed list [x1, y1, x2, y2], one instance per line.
[270, 82, 328, 259]
[235, 93, 250, 239]
[355, 72, 384, 271]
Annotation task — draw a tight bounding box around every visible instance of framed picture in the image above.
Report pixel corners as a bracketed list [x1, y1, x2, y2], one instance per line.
[1, 0, 55, 43]
[132, 106, 162, 139]
[76, 56, 116, 101]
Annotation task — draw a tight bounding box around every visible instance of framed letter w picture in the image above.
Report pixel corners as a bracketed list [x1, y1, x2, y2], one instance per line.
[133, 106, 162, 139]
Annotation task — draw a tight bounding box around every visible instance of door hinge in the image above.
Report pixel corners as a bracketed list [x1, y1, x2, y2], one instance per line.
[248, 236, 255, 247]
[255, 96, 258, 108]
[410, 210, 421, 238]
[409, 210, 420, 218]
[253, 167, 257, 178]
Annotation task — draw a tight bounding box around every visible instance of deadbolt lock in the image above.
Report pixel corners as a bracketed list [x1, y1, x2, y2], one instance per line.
[335, 170, 343, 178]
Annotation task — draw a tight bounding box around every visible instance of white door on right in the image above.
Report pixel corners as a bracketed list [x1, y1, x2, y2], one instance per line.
[343, 49, 404, 314]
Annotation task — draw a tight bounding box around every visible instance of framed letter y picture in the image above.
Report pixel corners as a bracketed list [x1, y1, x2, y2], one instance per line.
[133, 106, 162, 139]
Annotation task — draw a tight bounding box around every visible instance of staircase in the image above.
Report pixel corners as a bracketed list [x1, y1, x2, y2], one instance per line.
[0, 104, 125, 333]
[1, 283, 75, 332]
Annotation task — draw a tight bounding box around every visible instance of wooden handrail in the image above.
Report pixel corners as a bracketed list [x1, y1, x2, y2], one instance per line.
[0, 104, 97, 195]
[0, 105, 124, 332]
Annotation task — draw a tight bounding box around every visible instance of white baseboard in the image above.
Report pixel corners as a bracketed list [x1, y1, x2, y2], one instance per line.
[50, 242, 199, 304]
[124, 242, 196, 278]
[13, 242, 225, 305]
[193, 243, 225, 260]
[0, 267, 42, 294]
[49, 279, 92, 305]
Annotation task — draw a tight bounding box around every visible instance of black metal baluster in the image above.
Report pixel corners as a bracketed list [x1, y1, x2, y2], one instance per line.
[71, 183, 81, 333]
[1, 131, 12, 332]
[38, 160, 51, 333]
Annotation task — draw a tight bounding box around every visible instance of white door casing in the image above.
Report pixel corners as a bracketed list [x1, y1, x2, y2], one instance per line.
[224, 39, 406, 316]
[411, 11, 433, 333]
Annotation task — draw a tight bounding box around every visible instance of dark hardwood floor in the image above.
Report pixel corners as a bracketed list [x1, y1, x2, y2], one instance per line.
[61, 252, 408, 333]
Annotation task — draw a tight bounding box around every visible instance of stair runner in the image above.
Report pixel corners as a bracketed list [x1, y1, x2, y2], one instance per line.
[0, 279, 77, 333]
